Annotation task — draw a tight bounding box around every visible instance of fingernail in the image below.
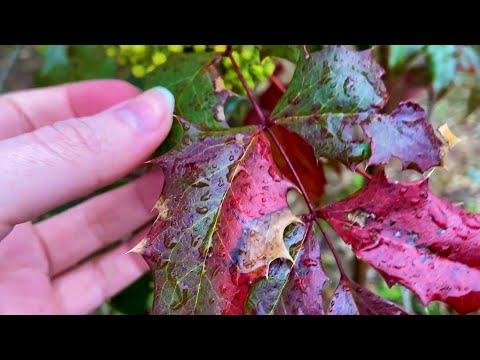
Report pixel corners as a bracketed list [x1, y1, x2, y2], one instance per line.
[116, 87, 175, 132]
[153, 86, 175, 113]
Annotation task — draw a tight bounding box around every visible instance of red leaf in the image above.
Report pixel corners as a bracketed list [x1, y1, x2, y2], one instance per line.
[267, 125, 326, 207]
[320, 170, 480, 314]
[328, 280, 407, 315]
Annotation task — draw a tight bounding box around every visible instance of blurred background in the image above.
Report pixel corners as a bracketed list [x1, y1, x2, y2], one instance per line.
[1, 45, 479, 315]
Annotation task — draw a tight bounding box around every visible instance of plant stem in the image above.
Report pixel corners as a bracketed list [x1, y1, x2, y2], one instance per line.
[355, 165, 372, 180]
[269, 75, 286, 93]
[225, 46, 267, 126]
[230, 47, 349, 280]
[266, 126, 349, 280]
[315, 218, 349, 280]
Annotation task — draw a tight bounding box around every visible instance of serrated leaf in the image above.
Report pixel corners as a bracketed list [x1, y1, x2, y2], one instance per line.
[144, 53, 232, 130]
[328, 280, 407, 315]
[320, 170, 480, 314]
[273, 46, 443, 172]
[139, 119, 305, 314]
[272, 45, 388, 118]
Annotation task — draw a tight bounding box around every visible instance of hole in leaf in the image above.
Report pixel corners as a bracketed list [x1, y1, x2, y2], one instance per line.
[287, 188, 309, 216]
[351, 124, 368, 142]
[384, 158, 424, 183]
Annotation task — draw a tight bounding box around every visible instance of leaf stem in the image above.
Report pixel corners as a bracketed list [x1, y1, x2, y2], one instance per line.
[266, 126, 349, 280]
[315, 218, 349, 280]
[269, 75, 286, 93]
[354, 165, 372, 180]
[225, 46, 268, 126]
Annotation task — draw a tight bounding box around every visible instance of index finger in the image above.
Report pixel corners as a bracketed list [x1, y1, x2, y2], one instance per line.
[0, 79, 140, 140]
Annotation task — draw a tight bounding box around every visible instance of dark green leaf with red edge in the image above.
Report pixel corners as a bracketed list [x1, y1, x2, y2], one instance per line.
[144, 52, 232, 130]
[280, 107, 443, 172]
[271, 45, 388, 118]
[276, 113, 371, 170]
[272, 46, 444, 172]
[319, 170, 480, 314]
[246, 220, 328, 315]
[140, 118, 304, 314]
[328, 279, 407, 315]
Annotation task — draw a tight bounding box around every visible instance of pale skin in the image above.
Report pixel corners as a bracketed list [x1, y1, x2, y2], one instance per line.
[0, 80, 174, 314]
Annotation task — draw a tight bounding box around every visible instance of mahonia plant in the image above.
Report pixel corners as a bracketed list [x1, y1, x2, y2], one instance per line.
[130, 45, 480, 315]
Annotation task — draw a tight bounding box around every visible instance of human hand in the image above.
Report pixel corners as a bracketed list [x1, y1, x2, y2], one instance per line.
[0, 80, 174, 314]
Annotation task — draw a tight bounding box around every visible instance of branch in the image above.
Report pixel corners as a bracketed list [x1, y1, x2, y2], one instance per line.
[266, 126, 349, 280]
[225, 46, 267, 126]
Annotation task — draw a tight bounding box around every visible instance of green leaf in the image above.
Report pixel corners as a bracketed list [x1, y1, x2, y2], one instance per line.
[260, 45, 302, 63]
[152, 117, 184, 157]
[110, 274, 153, 315]
[41, 45, 69, 76]
[144, 53, 234, 130]
[388, 45, 425, 71]
[426, 45, 457, 93]
[272, 45, 388, 118]
[35, 45, 116, 87]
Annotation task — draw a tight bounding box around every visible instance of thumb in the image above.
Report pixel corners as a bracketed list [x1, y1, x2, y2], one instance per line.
[0, 86, 174, 239]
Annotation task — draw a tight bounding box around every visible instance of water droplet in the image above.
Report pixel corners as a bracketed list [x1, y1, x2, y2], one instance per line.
[430, 206, 448, 228]
[261, 197, 266, 203]
[196, 207, 209, 214]
[200, 192, 211, 201]
[420, 190, 428, 199]
[192, 180, 209, 188]
[164, 236, 177, 249]
[218, 178, 225, 187]
[182, 134, 192, 145]
[395, 231, 402, 238]
[262, 186, 268, 191]
[220, 285, 228, 294]
[228, 155, 235, 161]
[303, 258, 318, 267]
[456, 227, 470, 239]
[415, 211, 423, 219]
[208, 298, 215, 305]
[436, 229, 447, 235]
[411, 198, 421, 206]
[268, 166, 282, 182]
[400, 187, 407, 195]
[465, 215, 480, 229]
